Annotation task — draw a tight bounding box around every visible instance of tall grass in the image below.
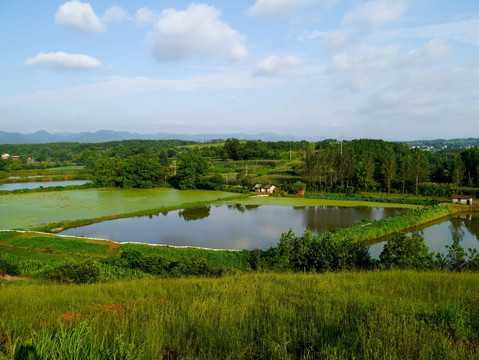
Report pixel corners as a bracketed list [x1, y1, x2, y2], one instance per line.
[1, 271, 478, 359]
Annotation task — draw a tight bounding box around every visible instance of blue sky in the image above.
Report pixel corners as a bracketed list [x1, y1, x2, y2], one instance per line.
[0, 0, 478, 140]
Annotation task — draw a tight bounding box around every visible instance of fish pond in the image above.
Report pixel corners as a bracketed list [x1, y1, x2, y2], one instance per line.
[0, 180, 92, 191]
[368, 213, 479, 258]
[0, 188, 237, 229]
[61, 205, 405, 250]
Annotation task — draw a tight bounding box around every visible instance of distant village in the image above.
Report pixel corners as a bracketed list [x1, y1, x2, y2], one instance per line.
[1, 153, 35, 163]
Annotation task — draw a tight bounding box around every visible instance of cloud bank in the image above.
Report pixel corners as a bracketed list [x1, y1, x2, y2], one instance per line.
[254, 55, 302, 76]
[55, 0, 104, 34]
[24, 52, 102, 70]
[150, 4, 248, 62]
[247, 0, 314, 18]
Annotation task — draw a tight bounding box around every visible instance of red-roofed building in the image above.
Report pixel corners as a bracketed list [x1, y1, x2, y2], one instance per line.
[452, 195, 473, 205]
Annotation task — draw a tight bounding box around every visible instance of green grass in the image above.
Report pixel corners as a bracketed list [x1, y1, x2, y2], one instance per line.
[119, 243, 252, 270]
[0, 271, 478, 359]
[4, 236, 110, 256]
[224, 195, 421, 209]
[0, 231, 253, 276]
[46, 166, 86, 171]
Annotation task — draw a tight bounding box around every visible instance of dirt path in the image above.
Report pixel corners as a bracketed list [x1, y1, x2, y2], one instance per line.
[0, 273, 27, 281]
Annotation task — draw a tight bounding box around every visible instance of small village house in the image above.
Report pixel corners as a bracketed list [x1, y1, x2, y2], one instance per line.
[452, 195, 473, 205]
[254, 184, 276, 194]
[263, 185, 276, 194]
[1, 153, 9, 160]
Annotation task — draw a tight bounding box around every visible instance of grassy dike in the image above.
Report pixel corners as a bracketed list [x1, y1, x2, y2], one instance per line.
[1, 271, 478, 359]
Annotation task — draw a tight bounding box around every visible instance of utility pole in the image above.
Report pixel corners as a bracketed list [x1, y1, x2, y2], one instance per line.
[245, 163, 248, 176]
[173, 160, 177, 176]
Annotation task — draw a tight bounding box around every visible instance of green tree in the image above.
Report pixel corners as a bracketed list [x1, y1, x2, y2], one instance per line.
[381, 153, 396, 194]
[291, 181, 306, 194]
[379, 234, 434, 270]
[224, 138, 243, 160]
[174, 151, 210, 190]
[120, 153, 165, 189]
[451, 157, 465, 194]
[89, 157, 121, 187]
[411, 150, 428, 194]
[398, 155, 411, 194]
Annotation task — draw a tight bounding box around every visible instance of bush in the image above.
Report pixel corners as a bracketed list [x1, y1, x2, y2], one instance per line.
[436, 242, 479, 271]
[104, 250, 224, 277]
[0, 255, 20, 276]
[40, 262, 100, 284]
[273, 229, 371, 272]
[379, 234, 434, 270]
[168, 255, 224, 277]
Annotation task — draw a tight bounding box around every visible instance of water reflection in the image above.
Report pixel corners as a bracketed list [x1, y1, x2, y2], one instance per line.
[0, 180, 91, 191]
[178, 206, 211, 221]
[449, 220, 465, 243]
[62, 204, 404, 250]
[368, 214, 479, 258]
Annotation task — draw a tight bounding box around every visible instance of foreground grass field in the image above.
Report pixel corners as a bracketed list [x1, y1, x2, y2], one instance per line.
[1, 271, 478, 359]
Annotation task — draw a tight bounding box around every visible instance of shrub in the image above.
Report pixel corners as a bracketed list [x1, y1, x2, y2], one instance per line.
[168, 255, 224, 277]
[274, 229, 371, 272]
[40, 262, 100, 284]
[0, 255, 20, 276]
[379, 234, 434, 270]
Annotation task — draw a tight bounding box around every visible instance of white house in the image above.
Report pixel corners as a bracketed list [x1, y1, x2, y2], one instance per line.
[452, 195, 473, 205]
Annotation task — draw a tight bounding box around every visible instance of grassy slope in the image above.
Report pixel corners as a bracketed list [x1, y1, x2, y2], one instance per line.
[1, 271, 478, 359]
[0, 231, 252, 274]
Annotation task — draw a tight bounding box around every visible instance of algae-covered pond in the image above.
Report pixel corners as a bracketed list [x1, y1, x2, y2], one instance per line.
[0, 188, 236, 229]
[61, 204, 405, 250]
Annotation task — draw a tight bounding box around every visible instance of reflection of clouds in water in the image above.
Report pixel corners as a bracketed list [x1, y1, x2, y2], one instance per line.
[259, 224, 284, 240]
[61, 205, 407, 251]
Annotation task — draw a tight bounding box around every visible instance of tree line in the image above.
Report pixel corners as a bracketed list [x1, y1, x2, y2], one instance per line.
[301, 139, 479, 196]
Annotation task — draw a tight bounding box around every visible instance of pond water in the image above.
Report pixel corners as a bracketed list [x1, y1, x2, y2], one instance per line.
[368, 213, 479, 258]
[7, 175, 47, 179]
[0, 180, 91, 191]
[61, 205, 404, 250]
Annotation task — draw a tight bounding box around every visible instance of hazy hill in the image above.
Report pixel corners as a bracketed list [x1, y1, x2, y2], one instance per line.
[0, 130, 315, 144]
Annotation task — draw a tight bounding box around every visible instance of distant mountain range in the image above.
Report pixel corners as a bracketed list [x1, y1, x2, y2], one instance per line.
[0, 130, 318, 144]
[1, 130, 478, 148]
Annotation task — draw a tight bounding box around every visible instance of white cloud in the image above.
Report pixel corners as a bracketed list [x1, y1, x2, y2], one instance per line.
[55, 0, 104, 34]
[321, 31, 354, 51]
[102, 6, 130, 23]
[329, 46, 398, 72]
[341, 0, 408, 30]
[150, 4, 248, 62]
[24, 52, 102, 70]
[135, 7, 156, 26]
[254, 55, 302, 76]
[247, 0, 314, 18]
[365, 66, 479, 133]
[328, 46, 398, 90]
[390, 19, 479, 47]
[401, 39, 452, 65]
